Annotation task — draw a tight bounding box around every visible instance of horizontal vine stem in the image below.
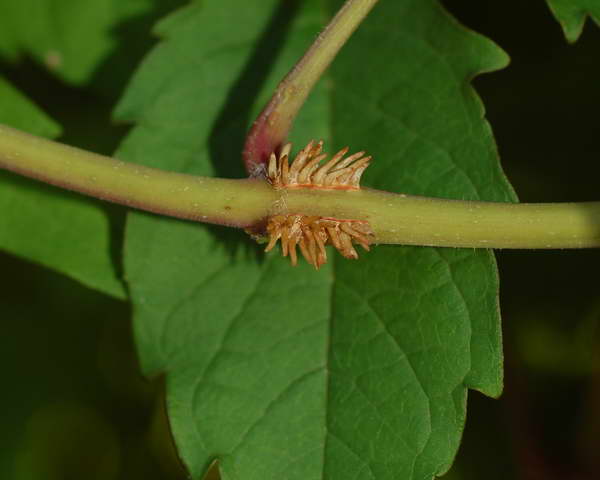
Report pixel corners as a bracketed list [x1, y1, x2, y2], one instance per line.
[0, 125, 276, 228]
[1, 124, 600, 249]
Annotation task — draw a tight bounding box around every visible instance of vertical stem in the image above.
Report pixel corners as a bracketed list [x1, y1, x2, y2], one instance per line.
[243, 0, 380, 173]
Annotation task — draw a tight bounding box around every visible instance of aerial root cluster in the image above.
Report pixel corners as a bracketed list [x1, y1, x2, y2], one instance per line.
[268, 140, 371, 190]
[261, 141, 374, 268]
[264, 214, 374, 269]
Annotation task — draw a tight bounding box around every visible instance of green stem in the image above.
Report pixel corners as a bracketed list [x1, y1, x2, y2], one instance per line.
[0, 124, 275, 228]
[2, 124, 599, 249]
[243, 0, 380, 172]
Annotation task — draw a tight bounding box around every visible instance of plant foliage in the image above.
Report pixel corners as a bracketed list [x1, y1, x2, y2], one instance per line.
[546, 0, 600, 42]
[2, 0, 598, 479]
[115, 0, 514, 478]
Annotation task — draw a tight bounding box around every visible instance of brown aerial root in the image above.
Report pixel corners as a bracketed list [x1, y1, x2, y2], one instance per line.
[264, 214, 374, 269]
[267, 140, 371, 190]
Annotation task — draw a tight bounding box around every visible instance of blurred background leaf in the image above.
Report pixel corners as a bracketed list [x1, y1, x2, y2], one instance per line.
[0, 0, 187, 297]
[0, 76, 60, 136]
[0, 0, 184, 93]
[546, 0, 600, 43]
[0, 251, 164, 480]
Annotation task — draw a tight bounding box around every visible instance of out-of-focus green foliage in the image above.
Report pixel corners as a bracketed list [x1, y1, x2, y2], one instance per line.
[0, 0, 156, 86]
[546, 0, 600, 42]
[0, 77, 60, 136]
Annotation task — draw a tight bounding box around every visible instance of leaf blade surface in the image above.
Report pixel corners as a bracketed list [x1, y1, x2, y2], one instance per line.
[117, 2, 332, 478]
[325, 1, 515, 475]
[117, 0, 515, 478]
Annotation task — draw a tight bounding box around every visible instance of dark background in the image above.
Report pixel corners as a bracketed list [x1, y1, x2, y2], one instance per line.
[1, 1, 599, 479]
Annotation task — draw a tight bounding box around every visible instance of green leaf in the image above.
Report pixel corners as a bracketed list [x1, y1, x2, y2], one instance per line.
[0, 78, 126, 298]
[116, 0, 515, 479]
[546, 0, 600, 42]
[0, 77, 60, 138]
[0, 0, 157, 85]
[323, 1, 515, 476]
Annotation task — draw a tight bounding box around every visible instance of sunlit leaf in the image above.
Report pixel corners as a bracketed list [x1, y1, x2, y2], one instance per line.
[0, 0, 155, 85]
